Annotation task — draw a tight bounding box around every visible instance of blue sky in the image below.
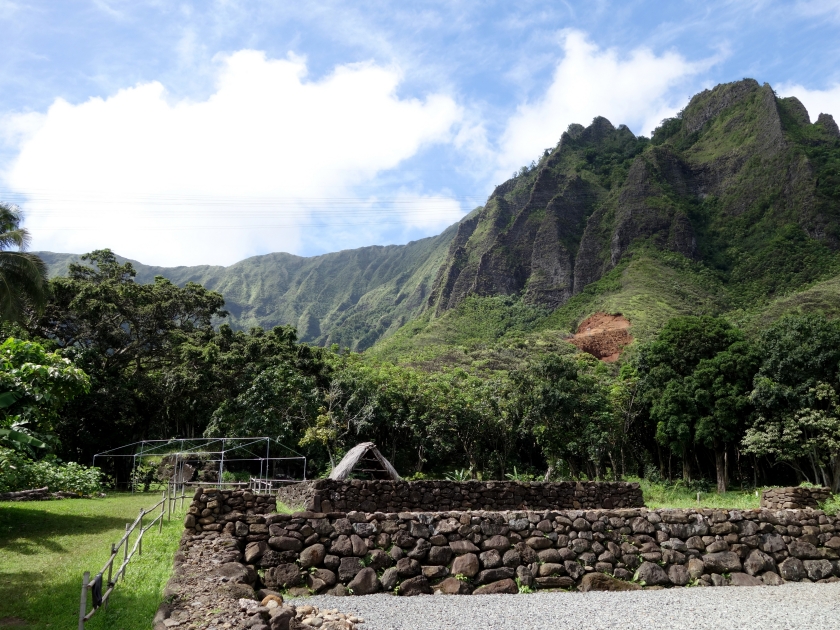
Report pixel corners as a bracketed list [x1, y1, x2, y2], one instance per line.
[1, 0, 840, 266]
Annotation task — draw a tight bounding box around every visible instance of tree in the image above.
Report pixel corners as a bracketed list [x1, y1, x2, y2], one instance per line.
[0, 203, 47, 322]
[744, 314, 840, 490]
[0, 337, 89, 453]
[638, 316, 744, 482]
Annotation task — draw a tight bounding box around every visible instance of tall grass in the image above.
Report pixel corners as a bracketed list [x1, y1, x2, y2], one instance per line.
[631, 477, 761, 510]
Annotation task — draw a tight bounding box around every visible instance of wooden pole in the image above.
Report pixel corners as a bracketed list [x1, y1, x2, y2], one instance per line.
[78, 571, 89, 630]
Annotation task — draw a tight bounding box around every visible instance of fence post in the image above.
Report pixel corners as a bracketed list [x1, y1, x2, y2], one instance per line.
[122, 523, 129, 578]
[78, 571, 89, 630]
[138, 508, 144, 556]
[160, 489, 165, 533]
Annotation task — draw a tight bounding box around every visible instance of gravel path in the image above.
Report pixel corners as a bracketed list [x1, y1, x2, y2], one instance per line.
[291, 583, 840, 630]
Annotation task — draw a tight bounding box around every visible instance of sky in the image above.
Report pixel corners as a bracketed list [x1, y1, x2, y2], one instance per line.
[1, 1, 840, 266]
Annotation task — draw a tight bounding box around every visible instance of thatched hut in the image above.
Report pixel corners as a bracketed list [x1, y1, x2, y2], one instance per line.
[329, 442, 400, 481]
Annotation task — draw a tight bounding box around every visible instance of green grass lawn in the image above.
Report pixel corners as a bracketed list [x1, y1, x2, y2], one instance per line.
[0, 492, 183, 629]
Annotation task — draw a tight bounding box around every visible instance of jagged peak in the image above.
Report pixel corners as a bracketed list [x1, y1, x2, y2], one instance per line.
[682, 78, 761, 134]
[817, 113, 840, 138]
[779, 95, 811, 126]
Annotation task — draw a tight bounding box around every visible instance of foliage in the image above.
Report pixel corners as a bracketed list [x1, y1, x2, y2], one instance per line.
[0, 447, 104, 493]
[0, 337, 89, 453]
[0, 202, 48, 322]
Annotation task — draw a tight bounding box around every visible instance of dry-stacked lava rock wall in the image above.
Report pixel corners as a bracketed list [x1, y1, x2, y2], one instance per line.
[761, 487, 831, 510]
[276, 480, 643, 513]
[183, 489, 840, 595]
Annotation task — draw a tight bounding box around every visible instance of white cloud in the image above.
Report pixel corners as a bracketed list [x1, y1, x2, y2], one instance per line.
[777, 81, 840, 122]
[2, 50, 462, 265]
[496, 30, 710, 180]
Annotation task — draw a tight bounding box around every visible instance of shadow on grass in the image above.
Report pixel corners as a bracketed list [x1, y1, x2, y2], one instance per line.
[0, 570, 167, 629]
[0, 507, 131, 555]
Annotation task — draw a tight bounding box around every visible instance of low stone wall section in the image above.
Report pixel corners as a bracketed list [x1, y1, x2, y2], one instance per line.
[276, 480, 644, 513]
[762, 487, 831, 510]
[183, 487, 276, 532]
[183, 490, 840, 595]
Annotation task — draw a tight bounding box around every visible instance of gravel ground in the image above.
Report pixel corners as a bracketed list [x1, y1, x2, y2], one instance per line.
[290, 582, 840, 630]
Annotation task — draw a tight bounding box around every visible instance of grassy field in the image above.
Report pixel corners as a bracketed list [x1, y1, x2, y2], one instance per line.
[636, 478, 761, 510]
[0, 492, 183, 630]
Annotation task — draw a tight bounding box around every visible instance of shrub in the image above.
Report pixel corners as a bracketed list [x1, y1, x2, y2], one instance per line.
[0, 447, 104, 495]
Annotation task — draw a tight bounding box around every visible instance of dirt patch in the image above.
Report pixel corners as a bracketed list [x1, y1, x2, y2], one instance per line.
[567, 312, 633, 362]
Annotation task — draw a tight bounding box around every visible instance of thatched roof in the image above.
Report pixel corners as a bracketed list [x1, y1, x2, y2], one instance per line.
[329, 442, 400, 481]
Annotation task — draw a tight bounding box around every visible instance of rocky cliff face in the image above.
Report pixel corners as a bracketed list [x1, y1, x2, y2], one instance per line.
[428, 79, 840, 314]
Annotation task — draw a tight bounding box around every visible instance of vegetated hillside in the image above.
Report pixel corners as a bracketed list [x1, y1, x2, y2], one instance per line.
[36, 221, 458, 351]
[372, 79, 840, 365]
[38, 79, 840, 360]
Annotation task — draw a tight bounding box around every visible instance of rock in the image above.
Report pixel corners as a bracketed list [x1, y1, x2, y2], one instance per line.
[631, 517, 655, 535]
[760, 533, 785, 554]
[305, 572, 328, 594]
[434, 577, 471, 595]
[266, 564, 303, 589]
[476, 567, 515, 585]
[422, 565, 449, 580]
[687, 557, 705, 580]
[337, 557, 363, 582]
[235, 520, 250, 537]
[479, 550, 502, 569]
[330, 535, 353, 557]
[481, 535, 511, 553]
[299, 544, 326, 569]
[536, 576, 575, 589]
[710, 574, 726, 587]
[184, 514, 196, 528]
[579, 572, 641, 592]
[451, 553, 480, 578]
[398, 575, 432, 596]
[537, 549, 563, 564]
[728, 572, 762, 587]
[538, 563, 565, 577]
[779, 557, 805, 581]
[803, 559, 833, 581]
[788, 540, 821, 560]
[474, 578, 518, 594]
[324, 584, 348, 597]
[407, 538, 431, 561]
[526, 537, 553, 550]
[760, 571, 784, 586]
[269, 536, 303, 552]
[427, 546, 453, 566]
[396, 557, 421, 578]
[515, 565, 534, 588]
[348, 567, 380, 595]
[350, 534, 367, 557]
[685, 536, 705, 551]
[268, 605, 296, 630]
[668, 564, 690, 586]
[380, 567, 399, 591]
[449, 540, 480, 554]
[706, 540, 728, 553]
[245, 541, 268, 564]
[215, 562, 252, 584]
[634, 562, 670, 586]
[564, 560, 584, 580]
[323, 555, 340, 571]
[409, 522, 431, 538]
[744, 549, 776, 576]
[702, 552, 742, 574]
[366, 548, 391, 571]
[310, 568, 336, 587]
[503, 549, 521, 568]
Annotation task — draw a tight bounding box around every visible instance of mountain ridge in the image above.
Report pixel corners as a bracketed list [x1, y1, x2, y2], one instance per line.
[36, 78, 840, 359]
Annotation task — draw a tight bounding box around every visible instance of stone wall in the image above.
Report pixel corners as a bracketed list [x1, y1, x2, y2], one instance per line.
[761, 487, 831, 510]
[183, 487, 276, 532]
[275, 480, 643, 513]
[183, 490, 840, 596]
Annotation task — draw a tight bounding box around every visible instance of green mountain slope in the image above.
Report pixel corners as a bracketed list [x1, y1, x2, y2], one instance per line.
[37, 79, 840, 361]
[372, 79, 840, 364]
[36, 221, 458, 351]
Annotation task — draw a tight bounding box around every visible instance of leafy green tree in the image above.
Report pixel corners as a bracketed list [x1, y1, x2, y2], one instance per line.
[0, 337, 89, 453]
[638, 316, 745, 482]
[744, 314, 840, 490]
[0, 203, 48, 322]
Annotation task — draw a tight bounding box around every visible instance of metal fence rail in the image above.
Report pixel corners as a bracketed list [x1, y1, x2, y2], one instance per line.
[78, 483, 187, 629]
